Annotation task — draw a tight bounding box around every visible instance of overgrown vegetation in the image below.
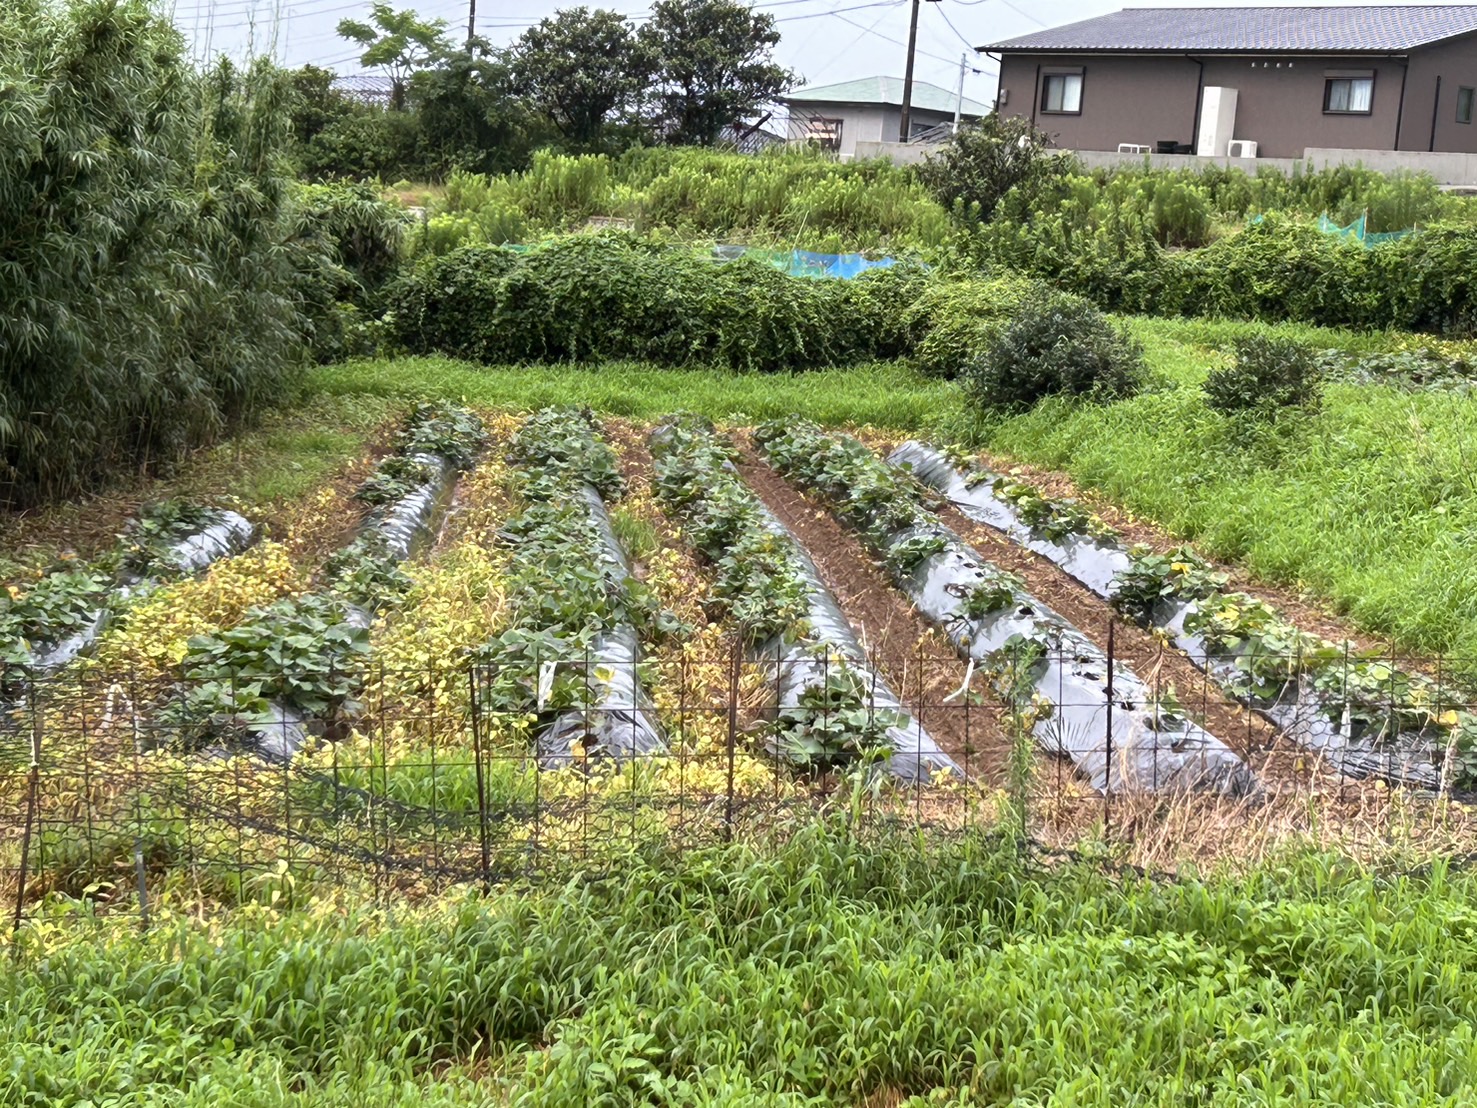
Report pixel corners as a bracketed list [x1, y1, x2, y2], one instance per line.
[0, 0, 330, 507]
[15, 823, 1477, 1104]
[415, 146, 951, 254]
[962, 291, 1147, 411]
[388, 235, 925, 370]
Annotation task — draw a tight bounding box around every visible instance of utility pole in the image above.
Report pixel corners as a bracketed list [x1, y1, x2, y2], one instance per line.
[898, 0, 942, 141]
[467, 0, 476, 52]
[953, 51, 967, 132]
[898, 0, 923, 141]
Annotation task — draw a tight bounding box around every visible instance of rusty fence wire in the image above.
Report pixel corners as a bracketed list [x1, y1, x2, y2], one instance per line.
[3, 636, 1476, 932]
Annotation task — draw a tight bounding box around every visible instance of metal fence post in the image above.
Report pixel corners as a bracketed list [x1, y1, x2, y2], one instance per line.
[11, 681, 41, 944]
[1104, 620, 1115, 834]
[469, 664, 491, 892]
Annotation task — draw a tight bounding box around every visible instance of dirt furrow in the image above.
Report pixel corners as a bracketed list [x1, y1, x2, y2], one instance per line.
[737, 450, 1017, 784]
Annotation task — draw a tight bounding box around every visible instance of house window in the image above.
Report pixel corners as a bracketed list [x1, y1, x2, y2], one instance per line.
[1459, 86, 1475, 124]
[803, 116, 843, 151]
[1324, 76, 1373, 114]
[1041, 72, 1083, 114]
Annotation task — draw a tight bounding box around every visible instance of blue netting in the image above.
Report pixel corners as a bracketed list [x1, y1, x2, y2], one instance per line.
[714, 245, 901, 279]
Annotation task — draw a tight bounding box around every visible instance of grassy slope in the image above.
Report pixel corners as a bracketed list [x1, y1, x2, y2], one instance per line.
[982, 317, 1477, 663]
[8, 825, 1476, 1105]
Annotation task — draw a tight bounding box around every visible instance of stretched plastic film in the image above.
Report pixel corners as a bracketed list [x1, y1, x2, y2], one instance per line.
[892, 441, 1441, 788]
[536, 484, 668, 768]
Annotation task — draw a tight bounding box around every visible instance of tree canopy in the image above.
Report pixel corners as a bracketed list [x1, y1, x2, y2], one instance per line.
[510, 7, 648, 148]
[638, 0, 793, 146]
[337, 2, 452, 110]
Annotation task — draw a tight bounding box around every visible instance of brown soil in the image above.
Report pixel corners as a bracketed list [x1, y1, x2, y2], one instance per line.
[931, 502, 1309, 784]
[737, 449, 1017, 783]
[859, 432, 1398, 658]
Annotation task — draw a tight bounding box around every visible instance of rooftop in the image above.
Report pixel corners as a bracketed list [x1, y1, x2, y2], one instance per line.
[982, 5, 1477, 53]
[782, 76, 990, 116]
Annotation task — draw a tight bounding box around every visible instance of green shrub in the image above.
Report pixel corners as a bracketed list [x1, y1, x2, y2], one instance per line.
[1203, 336, 1324, 416]
[905, 275, 1040, 378]
[918, 113, 1069, 223]
[964, 292, 1146, 411]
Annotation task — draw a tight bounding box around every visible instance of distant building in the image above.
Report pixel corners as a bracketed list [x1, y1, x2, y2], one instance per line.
[781, 76, 990, 158]
[983, 5, 1477, 159]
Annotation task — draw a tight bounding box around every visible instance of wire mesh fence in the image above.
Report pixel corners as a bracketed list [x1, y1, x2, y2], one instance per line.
[4, 636, 1475, 931]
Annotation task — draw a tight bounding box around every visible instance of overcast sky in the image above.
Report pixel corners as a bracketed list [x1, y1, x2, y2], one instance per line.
[165, 0, 1456, 111]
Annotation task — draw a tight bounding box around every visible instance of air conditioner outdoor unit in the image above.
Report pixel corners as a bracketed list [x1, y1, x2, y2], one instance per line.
[1228, 139, 1258, 158]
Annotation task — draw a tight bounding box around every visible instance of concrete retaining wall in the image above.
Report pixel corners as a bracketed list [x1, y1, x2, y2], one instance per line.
[853, 139, 1477, 185]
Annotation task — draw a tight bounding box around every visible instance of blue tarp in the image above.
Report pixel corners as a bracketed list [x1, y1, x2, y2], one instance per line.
[714, 245, 901, 278]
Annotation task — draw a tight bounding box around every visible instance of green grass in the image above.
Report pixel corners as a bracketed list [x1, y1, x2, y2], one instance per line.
[9, 822, 1477, 1105]
[978, 320, 1477, 666]
[199, 394, 401, 508]
[609, 506, 660, 561]
[309, 357, 963, 432]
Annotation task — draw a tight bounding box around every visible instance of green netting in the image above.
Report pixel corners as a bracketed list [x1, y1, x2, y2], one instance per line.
[1316, 212, 1415, 247]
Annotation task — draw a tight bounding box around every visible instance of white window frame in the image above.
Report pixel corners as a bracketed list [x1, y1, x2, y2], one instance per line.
[1041, 72, 1084, 115]
[1324, 75, 1374, 115]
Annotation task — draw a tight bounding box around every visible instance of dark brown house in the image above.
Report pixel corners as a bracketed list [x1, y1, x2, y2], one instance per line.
[982, 5, 1477, 158]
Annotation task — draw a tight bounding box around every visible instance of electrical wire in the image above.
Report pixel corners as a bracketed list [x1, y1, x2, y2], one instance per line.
[994, 0, 1046, 27]
[830, 10, 956, 65]
[776, 0, 911, 23]
[937, 4, 977, 50]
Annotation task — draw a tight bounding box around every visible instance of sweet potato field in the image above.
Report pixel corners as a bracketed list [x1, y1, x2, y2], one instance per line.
[5, 402, 1477, 916]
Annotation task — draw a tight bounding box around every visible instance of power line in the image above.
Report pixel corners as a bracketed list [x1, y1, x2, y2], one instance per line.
[775, 0, 909, 23]
[994, 0, 1046, 28]
[936, 4, 975, 49]
[831, 9, 955, 65]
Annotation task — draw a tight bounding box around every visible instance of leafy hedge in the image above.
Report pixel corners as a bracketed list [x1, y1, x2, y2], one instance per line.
[388, 236, 928, 371]
[979, 211, 1477, 335]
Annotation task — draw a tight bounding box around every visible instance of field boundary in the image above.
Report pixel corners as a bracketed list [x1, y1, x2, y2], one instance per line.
[7, 642, 1477, 933]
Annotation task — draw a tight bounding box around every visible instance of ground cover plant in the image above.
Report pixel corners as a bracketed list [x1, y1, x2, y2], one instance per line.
[161, 403, 482, 751]
[903, 443, 1475, 786]
[10, 820, 1477, 1105]
[415, 146, 952, 255]
[649, 415, 935, 774]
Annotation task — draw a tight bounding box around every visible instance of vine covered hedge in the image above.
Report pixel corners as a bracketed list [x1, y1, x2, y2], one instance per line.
[979, 211, 1477, 334]
[388, 236, 929, 371]
[0, 0, 331, 507]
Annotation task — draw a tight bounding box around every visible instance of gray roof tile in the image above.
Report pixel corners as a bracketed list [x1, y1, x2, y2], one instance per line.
[983, 5, 1477, 53]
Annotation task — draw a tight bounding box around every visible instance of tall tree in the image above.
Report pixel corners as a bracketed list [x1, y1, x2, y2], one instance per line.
[413, 43, 537, 175]
[337, 3, 452, 111]
[638, 0, 793, 146]
[510, 7, 647, 148]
